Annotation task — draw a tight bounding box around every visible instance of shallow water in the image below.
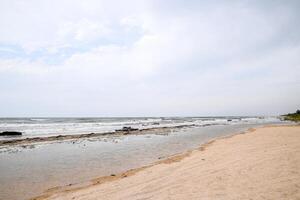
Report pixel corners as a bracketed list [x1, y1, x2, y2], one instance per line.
[0, 120, 288, 200]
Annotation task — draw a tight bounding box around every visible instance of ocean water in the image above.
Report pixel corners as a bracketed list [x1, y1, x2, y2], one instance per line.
[0, 116, 288, 200]
[0, 116, 281, 139]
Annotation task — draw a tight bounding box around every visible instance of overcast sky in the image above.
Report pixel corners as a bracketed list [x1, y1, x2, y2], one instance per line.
[0, 0, 300, 117]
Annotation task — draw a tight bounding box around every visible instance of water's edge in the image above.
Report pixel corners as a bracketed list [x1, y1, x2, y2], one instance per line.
[31, 124, 294, 200]
[0, 121, 291, 200]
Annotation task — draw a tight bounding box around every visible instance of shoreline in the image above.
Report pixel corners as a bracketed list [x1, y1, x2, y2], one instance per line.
[32, 124, 299, 200]
[0, 124, 200, 147]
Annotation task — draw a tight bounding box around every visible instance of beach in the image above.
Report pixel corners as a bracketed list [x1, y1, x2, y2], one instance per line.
[1, 117, 285, 200]
[33, 125, 300, 200]
[2, 1, 300, 199]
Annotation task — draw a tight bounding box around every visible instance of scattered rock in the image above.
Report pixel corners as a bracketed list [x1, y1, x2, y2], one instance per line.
[0, 131, 22, 136]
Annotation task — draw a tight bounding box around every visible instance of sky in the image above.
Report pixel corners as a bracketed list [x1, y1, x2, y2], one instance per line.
[0, 0, 300, 117]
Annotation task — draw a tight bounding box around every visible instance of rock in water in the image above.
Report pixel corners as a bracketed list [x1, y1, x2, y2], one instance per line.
[0, 131, 22, 136]
[115, 127, 138, 132]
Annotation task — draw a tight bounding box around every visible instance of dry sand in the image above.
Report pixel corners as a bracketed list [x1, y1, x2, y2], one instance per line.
[35, 125, 300, 200]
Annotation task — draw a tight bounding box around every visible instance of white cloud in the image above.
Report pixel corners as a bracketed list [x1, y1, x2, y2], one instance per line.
[0, 0, 300, 116]
[56, 19, 111, 42]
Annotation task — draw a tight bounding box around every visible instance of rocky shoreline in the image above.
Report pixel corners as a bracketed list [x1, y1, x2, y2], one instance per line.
[0, 124, 200, 147]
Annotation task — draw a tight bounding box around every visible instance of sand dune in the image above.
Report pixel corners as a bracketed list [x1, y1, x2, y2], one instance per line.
[36, 125, 300, 200]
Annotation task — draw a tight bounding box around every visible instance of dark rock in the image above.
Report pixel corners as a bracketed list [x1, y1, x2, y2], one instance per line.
[0, 131, 22, 136]
[115, 126, 138, 132]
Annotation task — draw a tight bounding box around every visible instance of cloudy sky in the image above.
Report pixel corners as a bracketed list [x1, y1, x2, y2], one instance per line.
[0, 0, 299, 117]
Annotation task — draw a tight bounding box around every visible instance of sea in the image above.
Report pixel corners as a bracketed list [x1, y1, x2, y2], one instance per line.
[0, 116, 283, 139]
[0, 116, 290, 200]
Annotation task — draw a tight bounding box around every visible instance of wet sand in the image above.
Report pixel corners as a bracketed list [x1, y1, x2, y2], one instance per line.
[35, 125, 300, 200]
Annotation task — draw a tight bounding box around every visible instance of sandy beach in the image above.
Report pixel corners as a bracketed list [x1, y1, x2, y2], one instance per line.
[2, 1, 300, 199]
[32, 125, 300, 200]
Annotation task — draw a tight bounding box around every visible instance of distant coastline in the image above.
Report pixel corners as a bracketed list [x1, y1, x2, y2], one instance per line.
[282, 110, 300, 122]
